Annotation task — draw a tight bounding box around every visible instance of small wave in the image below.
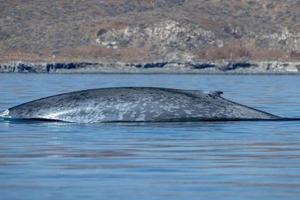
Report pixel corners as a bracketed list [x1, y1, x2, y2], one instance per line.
[0, 110, 10, 118]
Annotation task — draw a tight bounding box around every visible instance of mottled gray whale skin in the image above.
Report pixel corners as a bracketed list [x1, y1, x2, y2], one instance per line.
[2, 87, 280, 123]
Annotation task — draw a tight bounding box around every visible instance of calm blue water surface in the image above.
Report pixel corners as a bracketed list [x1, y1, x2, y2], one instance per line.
[0, 74, 300, 200]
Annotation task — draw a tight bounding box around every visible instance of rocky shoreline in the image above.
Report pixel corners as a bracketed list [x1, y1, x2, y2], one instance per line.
[0, 60, 299, 74]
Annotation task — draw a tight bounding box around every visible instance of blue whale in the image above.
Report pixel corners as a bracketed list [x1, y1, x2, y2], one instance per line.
[0, 87, 291, 123]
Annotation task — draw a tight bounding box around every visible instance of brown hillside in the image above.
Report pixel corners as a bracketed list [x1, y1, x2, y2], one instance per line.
[1, 0, 300, 62]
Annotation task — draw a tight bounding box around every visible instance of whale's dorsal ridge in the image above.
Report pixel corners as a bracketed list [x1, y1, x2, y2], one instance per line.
[178, 89, 224, 98]
[179, 89, 204, 97]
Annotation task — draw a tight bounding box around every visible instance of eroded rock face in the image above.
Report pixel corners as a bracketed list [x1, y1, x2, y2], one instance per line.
[95, 19, 215, 57]
[256, 28, 300, 52]
[93, 16, 300, 63]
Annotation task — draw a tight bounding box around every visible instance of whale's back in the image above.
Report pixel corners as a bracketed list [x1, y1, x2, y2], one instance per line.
[6, 87, 279, 123]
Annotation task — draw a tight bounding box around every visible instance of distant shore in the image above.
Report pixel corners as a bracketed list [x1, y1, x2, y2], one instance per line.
[0, 60, 299, 74]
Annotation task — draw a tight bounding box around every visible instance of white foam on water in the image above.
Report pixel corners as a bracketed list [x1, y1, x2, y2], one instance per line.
[0, 109, 10, 118]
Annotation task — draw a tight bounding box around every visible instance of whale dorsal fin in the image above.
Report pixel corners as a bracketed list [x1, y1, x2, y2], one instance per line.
[208, 91, 223, 97]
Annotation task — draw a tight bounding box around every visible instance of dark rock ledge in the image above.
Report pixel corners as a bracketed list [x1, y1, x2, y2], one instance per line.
[0, 61, 299, 74]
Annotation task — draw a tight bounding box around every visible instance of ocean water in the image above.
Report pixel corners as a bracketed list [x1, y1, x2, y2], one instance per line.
[0, 74, 300, 200]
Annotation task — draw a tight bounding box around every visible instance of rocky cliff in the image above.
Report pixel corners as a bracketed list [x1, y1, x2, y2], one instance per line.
[1, 0, 300, 73]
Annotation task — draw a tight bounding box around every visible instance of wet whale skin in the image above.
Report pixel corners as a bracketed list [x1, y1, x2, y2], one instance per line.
[5, 87, 279, 123]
